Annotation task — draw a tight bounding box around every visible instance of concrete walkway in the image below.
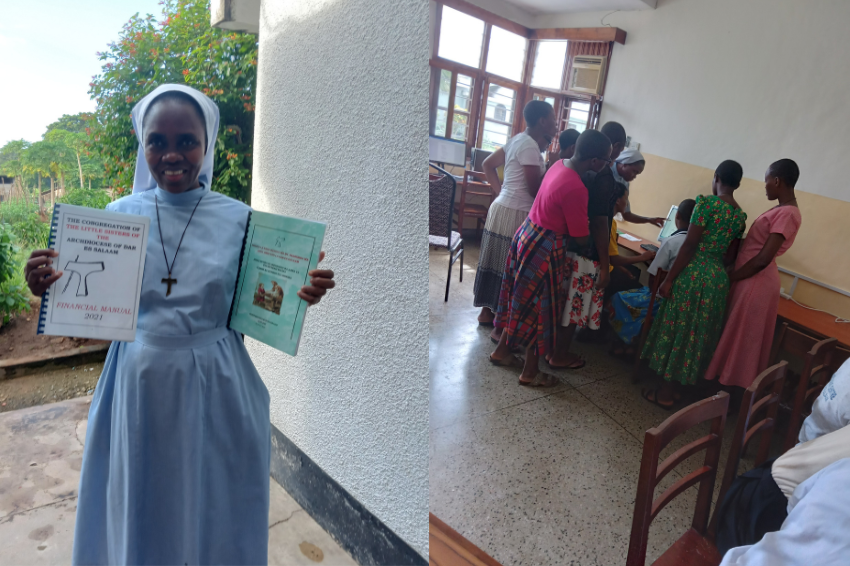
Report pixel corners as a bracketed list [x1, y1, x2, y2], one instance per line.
[0, 396, 357, 565]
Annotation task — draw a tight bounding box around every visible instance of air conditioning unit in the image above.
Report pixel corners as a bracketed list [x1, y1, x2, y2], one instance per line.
[569, 55, 607, 95]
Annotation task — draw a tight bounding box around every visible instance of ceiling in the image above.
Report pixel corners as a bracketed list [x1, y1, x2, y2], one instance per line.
[498, 0, 656, 16]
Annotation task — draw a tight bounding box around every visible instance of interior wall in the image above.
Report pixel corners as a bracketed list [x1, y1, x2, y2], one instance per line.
[252, 0, 428, 557]
[541, 0, 850, 204]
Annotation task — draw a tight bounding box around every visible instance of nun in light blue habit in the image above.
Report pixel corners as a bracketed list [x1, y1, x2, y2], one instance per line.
[57, 84, 335, 565]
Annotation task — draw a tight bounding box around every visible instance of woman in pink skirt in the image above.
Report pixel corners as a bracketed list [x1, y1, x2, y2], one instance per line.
[705, 159, 802, 389]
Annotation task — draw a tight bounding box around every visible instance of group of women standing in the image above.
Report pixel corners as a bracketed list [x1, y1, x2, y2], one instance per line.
[475, 98, 803, 406]
[641, 159, 802, 407]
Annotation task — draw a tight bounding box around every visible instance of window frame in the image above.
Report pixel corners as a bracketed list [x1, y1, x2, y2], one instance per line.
[430, 2, 616, 160]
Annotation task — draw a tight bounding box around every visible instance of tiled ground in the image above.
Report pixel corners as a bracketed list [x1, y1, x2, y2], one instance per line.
[430, 238, 751, 566]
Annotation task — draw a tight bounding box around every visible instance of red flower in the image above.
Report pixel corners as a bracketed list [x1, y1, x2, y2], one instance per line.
[182, 69, 190, 76]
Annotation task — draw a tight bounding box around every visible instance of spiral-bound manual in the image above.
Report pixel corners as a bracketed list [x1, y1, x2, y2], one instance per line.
[38, 203, 150, 341]
[227, 211, 326, 356]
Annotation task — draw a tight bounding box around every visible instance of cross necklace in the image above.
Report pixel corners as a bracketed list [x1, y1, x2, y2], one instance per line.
[155, 192, 204, 297]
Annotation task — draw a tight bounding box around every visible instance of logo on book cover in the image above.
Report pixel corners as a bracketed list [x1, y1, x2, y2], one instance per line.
[61, 255, 105, 297]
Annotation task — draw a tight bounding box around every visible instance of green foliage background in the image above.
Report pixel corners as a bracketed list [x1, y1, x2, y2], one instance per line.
[89, 0, 258, 203]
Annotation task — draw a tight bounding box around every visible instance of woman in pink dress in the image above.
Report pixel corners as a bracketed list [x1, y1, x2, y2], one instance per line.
[706, 159, 802, 389]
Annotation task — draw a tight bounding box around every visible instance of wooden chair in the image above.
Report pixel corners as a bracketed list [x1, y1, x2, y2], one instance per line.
[631, 269, 668, 383]
[429, 163, 464, 302]
[626, 392, 728, 566]
[455, 170, 493, 237]
[708, 361, 788, 537]
[784, 336, 840, 451]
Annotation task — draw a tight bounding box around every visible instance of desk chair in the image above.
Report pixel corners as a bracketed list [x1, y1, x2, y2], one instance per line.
[455, 170, 493, 238]
[430, 163, 464, 302]
[626, 392, 728, 566]
[632, 269, 668, 383]
[709, 361, 788, 537]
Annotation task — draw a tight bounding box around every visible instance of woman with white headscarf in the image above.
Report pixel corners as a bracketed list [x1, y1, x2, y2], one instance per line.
[612, 148, 666, 227]
[24, 84, 336, 565]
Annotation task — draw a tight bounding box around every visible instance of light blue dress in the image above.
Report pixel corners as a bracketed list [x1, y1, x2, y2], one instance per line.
[72, 185, 271, 565]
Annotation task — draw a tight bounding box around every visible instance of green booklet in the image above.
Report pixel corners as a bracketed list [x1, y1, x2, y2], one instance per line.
[228, 211, 326, 356]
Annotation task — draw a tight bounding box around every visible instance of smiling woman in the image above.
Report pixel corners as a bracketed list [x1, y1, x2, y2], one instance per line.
[23, 84, 337, 565]
[142, 93, 208, 194]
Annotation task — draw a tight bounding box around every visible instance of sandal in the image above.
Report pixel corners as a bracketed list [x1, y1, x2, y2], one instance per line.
[489, 354, 524, 369]
[545, 355, 586, 370]
[478, 320, 494, 327]
[519, 372, 559, 388]
[641, 386, 675, 410]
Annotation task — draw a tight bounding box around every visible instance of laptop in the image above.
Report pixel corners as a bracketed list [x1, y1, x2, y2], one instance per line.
[657, 205, 679, 241]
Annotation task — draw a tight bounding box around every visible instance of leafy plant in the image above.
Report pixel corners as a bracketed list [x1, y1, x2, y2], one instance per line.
[0, 201, 39, 226]
[58, 188, 112, 210]
[12, 214, 50, 250]
[0, 224, 31, 324]
[89, 0, 257, 202]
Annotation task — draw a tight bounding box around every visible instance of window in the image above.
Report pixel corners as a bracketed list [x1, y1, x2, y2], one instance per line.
[431, 3, 613, 156]
[481, 84, 516, 151]
[437, 7, 485, 68]
[451, 74, 473, 141]
[533, 93, 555, 107]
[565, 99, 591, 132]
[434, 69, 475, 141]
[485, 26, 527, 82]
[531, 41, 568, 90]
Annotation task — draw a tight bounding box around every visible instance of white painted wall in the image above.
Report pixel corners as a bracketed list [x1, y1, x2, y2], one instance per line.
[251, 0, 428, 557]
[537, 0, 850, 202]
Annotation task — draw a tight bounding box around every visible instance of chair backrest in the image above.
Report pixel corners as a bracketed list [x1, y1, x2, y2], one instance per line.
[770, 323, 819, 365]
[709, 361, 788, 536]
[785, 337, 840, 451]
[471, 148, 492, 172]
[632, 268, 668, 378]
[626, 392, 729, 566]
[461, 170, 492, 196]
[429, 163, 457, 240]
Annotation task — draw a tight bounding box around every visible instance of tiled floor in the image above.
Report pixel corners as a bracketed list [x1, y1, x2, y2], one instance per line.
[0, 396, 357, 566]
[430, 239, 749, 566]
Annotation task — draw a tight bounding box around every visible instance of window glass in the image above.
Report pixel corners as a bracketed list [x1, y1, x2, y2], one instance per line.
[566, 100, 590, 132]
[434, 69, 452, 137]
[531, 41, 568, 90]
[450, 74, 474, 142]
[485, 26, 526, 82]
[437, 7, 485, 68]
[481, 84, 516, 151]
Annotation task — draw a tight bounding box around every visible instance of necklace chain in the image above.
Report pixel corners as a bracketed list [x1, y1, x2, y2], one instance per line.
[155, 192, 204, 277]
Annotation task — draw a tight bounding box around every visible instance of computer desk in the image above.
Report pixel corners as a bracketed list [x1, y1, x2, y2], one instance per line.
[777, 298, 850, 348]
[616, 228, 658, 256]
[616, 228, 850, 348]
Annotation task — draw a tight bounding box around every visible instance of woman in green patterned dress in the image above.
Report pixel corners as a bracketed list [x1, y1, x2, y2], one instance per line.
[641, 160, 747, 408]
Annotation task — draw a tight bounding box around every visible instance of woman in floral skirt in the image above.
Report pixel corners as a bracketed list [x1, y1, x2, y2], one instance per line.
[640, 160, 747, 408]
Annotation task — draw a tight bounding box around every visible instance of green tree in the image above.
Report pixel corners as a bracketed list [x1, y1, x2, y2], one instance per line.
[89, 0, 257, 202]
[24, 141, 72, 210]
[0, 140, 30, 204]
[45, 129, 89, 190]
[45, 113, 90, 135]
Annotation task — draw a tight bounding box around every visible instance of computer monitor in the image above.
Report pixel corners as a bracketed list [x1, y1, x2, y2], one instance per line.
[429, 136, 466, 167]
[657, 205, 679, 241]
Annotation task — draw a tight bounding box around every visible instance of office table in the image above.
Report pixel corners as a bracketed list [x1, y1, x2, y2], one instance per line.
[777, 298, 850, 348]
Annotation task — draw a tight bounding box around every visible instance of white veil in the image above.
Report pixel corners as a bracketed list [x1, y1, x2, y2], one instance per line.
[129, 84, 220, 194]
